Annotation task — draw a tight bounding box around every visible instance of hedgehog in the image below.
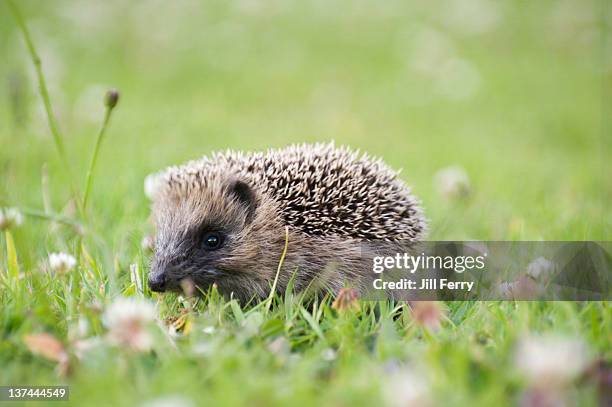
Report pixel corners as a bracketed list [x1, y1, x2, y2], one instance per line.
[147, 142, 426, 302]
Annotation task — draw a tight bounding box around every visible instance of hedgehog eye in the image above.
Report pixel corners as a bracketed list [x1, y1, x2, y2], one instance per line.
[202, 232, 223, 250]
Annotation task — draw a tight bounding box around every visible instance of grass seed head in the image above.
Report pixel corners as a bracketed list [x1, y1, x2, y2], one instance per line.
[104, 88, 119, 109]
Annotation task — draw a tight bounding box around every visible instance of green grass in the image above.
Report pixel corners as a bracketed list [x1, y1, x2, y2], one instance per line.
[0, 0, 610, 406]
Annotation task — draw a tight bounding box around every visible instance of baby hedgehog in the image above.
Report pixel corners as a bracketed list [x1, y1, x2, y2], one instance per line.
[148, 143, 426, 302]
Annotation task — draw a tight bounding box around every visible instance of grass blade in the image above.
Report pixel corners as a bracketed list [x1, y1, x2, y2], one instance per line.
[265, 226, 289, 314]
[5, 230, 19, 281]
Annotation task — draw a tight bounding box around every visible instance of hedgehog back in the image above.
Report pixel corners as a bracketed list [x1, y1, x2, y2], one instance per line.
[169, 143, 425, 242]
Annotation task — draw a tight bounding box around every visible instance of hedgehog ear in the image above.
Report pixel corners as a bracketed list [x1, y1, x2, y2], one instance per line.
[227, 179, 257, 224]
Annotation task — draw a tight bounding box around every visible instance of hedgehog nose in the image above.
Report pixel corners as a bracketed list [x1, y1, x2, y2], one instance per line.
[148, 271, 167, 292]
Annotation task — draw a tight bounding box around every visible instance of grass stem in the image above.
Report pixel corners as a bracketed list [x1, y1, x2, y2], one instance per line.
[21, 208, 83, 230]
[6, 0, 82, 213]
[83, 105, 115, 211]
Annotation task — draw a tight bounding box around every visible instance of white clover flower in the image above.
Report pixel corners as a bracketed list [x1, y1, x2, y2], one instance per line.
[526, 257, 558, 280]
[515, 334, 590, 389]
[383, 368, 432, 407]
[103, 297, 157, 352]
[497, 281, 515, 299]
[497, 276, 541, 300]
[48, 252, 77, 275]
[0, 207, 24, 230]
[267, 336, 289, 356]
[144, 172, 166, 200]
[167, 324, 180, 339]
[434, 166, 471, 200]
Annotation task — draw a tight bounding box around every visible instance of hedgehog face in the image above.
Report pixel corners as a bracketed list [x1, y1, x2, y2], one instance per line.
[148, 177, 271, 294]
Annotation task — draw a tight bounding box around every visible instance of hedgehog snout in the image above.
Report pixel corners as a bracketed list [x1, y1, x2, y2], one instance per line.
[148, 269, 168, 292]
[148, 254, 169, 292]
[149, 244, 220, 292]
[148, 253, 176, 292]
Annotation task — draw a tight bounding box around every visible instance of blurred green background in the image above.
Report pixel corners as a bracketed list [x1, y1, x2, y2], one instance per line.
[1, 0, 609, 249]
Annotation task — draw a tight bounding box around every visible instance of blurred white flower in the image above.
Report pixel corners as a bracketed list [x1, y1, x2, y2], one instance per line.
[0, 207, 24, 230]
[141, 235, 155, 252]
[48, 252, 77, 275]
[140, 395, 196, 407]
[202, 326, 216, 335]
[497, 281, 515, 299]
[268, 336, 289, 354]
[526, 257, 557, 280]
[144, 172, 165, 200]
[192, 342, 214, 356]
[520, 388, 567, 407]
[73, 336, 104, 360]
[497, 276, 541, 300]
[515, 334, 590, 389]
[167, 324, 181, 339]
[434, 166, 471, 200]
[383, 368, 431, 407]
[321, 348, 337, 361]
[104, 297, 157, 352]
